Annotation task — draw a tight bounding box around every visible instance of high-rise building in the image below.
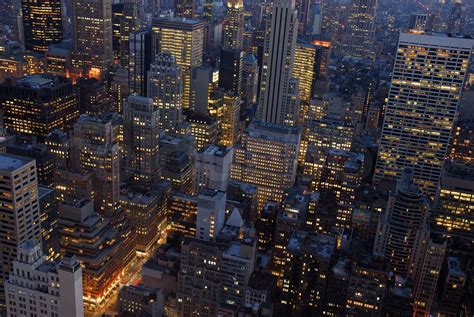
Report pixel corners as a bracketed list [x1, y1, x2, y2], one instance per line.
[159, 133, 195, 194]
[77, 77, 113, 116]
[71, 0, 113, 76]
[195, 144, 233, 193]
[196, 189, 226, 242]
[231, 120, 301, 210]
[147, 53, 184, 134]
[223, 0, 244, 50]
[110, 66, 130, 114]
[118, 285, 164, 317]
[187, 113, 219, 151]
[71, 113, 121, 216]
[218, 48, 243, 96]
[4, 241, 84, 317]
[175, 0, 195, 19]
[318, 149, 364, 229]
[242, 53, 259, 106]
[257, 0, 300, 126]
[0, 75, 79, 139]
[190, 66, 219, 115]
[21, 0, 63, 53]
[152, 18, 205, 110]
[343, 0, 378, 59]
[120, 182, 170, 257]
[374, 168, 430, 277]
[57, 199, 129, 310]
[0, 153, 41, 303]
[129, 30, 155, 96]
[112, 2, 140, 65]
[123, 96, 161, 191]
[374, 33, 473, 199]
[219, 93, 240, 147]
[438, 257, 467, 317]
[434, 161, 474, 242]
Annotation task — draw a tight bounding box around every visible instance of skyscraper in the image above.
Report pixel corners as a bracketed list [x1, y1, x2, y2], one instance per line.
[231, 121, 301, 210]
[0, 154, 41, 303]
[21, 0, 63, 53]
[0, 75, 79, 139]
[71, 0, 113, 76]
[112, 2, 140, 65]
[175, 0, 195, 19]
[223, 0, 244, 50]
[218, 48, 243, 96]
[147, 53, 184, 134]
[374, 33, 473, 199]
[343, 0, 378, 59]
[123, 96, 161, 191]
[257, 0, 300, 126]
[152, 17, 205, 110]
[129, 30, 155, 96]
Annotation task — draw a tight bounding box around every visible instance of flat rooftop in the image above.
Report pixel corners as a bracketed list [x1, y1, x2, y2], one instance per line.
[0, 153, 32, 171]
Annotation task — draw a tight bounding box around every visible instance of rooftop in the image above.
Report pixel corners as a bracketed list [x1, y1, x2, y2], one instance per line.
[0, 153, 32, 171]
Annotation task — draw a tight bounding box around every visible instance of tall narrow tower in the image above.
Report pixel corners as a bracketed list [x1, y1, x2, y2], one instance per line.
[344, 0, 378, 59]
[374, 33, 473, 199]
[257, 0, 300, 127]
[223, 0, 244, 50]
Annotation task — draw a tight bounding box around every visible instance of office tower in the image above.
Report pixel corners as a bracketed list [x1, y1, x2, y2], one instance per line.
[129, 30, 155, 96]
[53, 169, 95, 203]
[45, 129, 70, 169]
[434, 162, 473, 242]
[196, 189, 226, 242]
[195, 144, 233, 193]
[152, 18, 205, 110]
[168, 192, 198, 237]
[57, 199, 130, 310]
[412, 237, 446, 316]
[45, 41, 71, 77]
[374, 168, 430, 277]
[175, 0, 195, 19]
[0, 75, 79, 139]
[176, 238, 222, 317]
[121, 182, 170, 256]
[345, 256, 388, 316]
[71, 113, 121, 216]
[112, 2, 140, 65]
[292, 42, 329, 103]
[280, 231, 335, 315]
[409, 13, 428, 33]
[123, 96, 161, 191]
[187, 113, 219, 151]
[5, 241, 84, 317]
[242, 53, 259, 106]
[308, 2, 323, 35]
[77, 78, 113, 116]
[231, 121, 301, 211]
[318, 149, 364, 229]
[110, 66, 130, 114]
[6, 138, 54, 187]
[0, 154, 40, 300]
[295, 0, 311, 35]
[190, 66, 219, 115]
[0, 51, 47, 82]
[218, 48, 243, 95]
[147, 53, 184, 134]
[118, 285, 164, 317]
[71, 0, 113, 76]
[257, 0, 300, 126]
[223, 0, 244, 50]
[38, 186, 59, 260]
[271, 195, 309, 283]
[300, 101, 354, 185]
[219, 93, 240, 147]
[374, 33, 473, 199]
[438, 257, 467, 317]
[159, 133, 195, 194]
[343, 0, 378, 59]
[21, 0, 62, 53]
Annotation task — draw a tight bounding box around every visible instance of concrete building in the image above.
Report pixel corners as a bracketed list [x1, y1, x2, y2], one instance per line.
[195, 144, 233, 193]
[374, 33, 474, 199]
[196, 189, 226, 242]
[4, 241, 83, 317]
[118, 285, 164, 317]
[147, 53, 184, 134]
[257, 0, 300, 126]
[0, 153, 41, 304]
[231, 120, 301, 211]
